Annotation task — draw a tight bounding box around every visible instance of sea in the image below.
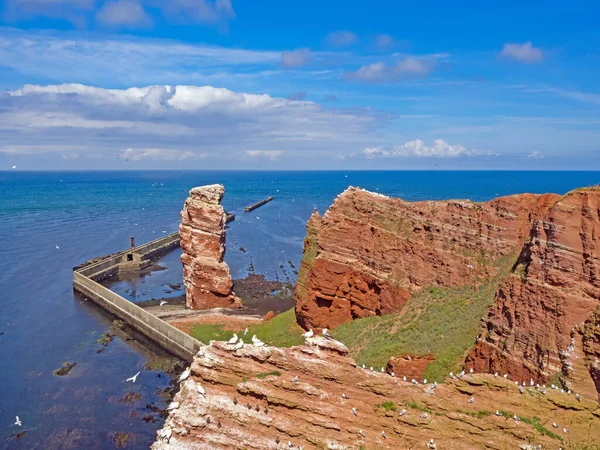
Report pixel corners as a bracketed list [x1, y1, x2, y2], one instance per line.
[0, 170, 599, 449]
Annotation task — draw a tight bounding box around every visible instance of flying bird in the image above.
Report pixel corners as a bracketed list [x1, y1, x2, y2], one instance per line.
[159, 301, 167, 307]
[228, 333, 239, 345]
[15, 416, 21, 426]
[126, 371, 140, 383]
[179, 368, 191, 382]
[56, 245, 60, 249]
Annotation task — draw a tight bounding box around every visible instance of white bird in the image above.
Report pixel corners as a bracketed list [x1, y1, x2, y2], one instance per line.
[552, 422, 558, 428]
[362, 364, 365, 369]
[352, 407, 357, 416]
[322, 328, 332, 338]
[158, 427, 172, 441]
[342, 393, 349, 399]
[381, 431, 387, 439]
[403, 376, 407, 381]
[433, 382, 438, 387]
[251, 335, 259, 343]
[541, 389, 547, 395]
[370, 367, 374, 371]
[467, 397, 474, 403]
[411, 379, 417, 385]
[302, 329, 314, 338]
[459, 370, 465, 377]
[126, 371, 140, 383]
[513, 415, 520, 422]
[469, 368, 473, 374]
[495, 410, 502, 416]
[159, 301, 167, 307]
[244, 327, 248, 335]
[576, 393, 581, 401]
[503, 374, 508, 378]
[518, 386, 525, 394]
[166, 401, 180, 411]
[399, 409, 407, 416]
[56, 245, 60, 249]
[197, 383, 206, 397]
[12, 165, 16, 170]
[530, 378, 534, 386]
[423, 379, 427, 384]
[563, 428, 568, 433]
[228, 334, 239, 345]
[15, 416, 21, 426]
[421, 412, 429, 419]
[235, 339, 244, 350]
[494, 372, 498, 377]
[359, 429, 366, 438]
[179, 368, 191, 382]
[391, 372, 395, 377]
[381, 367, 385, 373]
[291, 376, 298, 383]
[254, 340, 266, 347]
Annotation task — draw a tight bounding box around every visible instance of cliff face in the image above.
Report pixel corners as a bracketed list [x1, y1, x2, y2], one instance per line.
[466, 188, 600, 397]
[180, 185, 241, 310]
[153, 340, 600, 449]
[295, 187, 558, 330]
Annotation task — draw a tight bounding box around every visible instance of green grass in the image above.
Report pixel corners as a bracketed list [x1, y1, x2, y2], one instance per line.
[190, 308, 304, 347]
[374, 400, 397, 412]
[332, 255, 515, 382]
[255, 371, 281, 379]
[498, 411, 563, 442]
[458, 409, 493, 419]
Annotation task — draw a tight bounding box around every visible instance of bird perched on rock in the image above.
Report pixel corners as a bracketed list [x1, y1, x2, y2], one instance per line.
[391, 372, 395, 377]
[467, 397, 474, 403]
[247, 403, 252, 410]
[399, 409, 407, 416]
[255, 405, 260, 412]
[494, 372, 498, 377]
[503, 374, 508, 378]
[228, 334, 239, 345]
[206, 417, 211, 424]
[288, 441, 293, 448]
[322, 328, 333, 338]
[362, 364, 366, 369]
[197, 383, 206, 397]
[518, 386, 525, 394]
[541, 389, 547, 395]
[411, 379, 418, 385]
[275, 437, 280, 445]
[166, 401, 180, 411]
[254, 339, 266, 347]
[158, 427, 172, 442]
[235, 339, 244, 350]
[423, 379, 427, 384]
[576, 393, 581, 401]
[427, 438, 437, 449]
[563, 428, 568, 433]
[513, 415, 520, 422]
[342, 393, 349, 399]
[403, 376, 407, 381]
[352, 407, 357, 416]
[233, 397, 238, 405]
[179, 368, 191, 382]
[553, 422, 558, 428]
[421, 412, 429, 419]
[381, 431, 387, 439]
[370, 367, 374, 371]
[302, 329, 314, 338]
[495, 410, 502, 416]
[469, 368, 474, 374]
[291, 376, 298, 383]
[381, 367, 385, 373]
[359, 430, 366, 438]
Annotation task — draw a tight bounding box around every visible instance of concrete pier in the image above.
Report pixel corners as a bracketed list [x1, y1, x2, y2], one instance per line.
[244, 196, 274, 212]
[73, 232, 200, 362]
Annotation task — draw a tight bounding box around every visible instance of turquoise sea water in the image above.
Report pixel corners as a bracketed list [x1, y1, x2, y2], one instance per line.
[0, 170, 599, 448]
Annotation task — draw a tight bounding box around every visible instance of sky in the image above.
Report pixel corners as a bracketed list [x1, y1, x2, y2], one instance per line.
[0, 0, 599, 170]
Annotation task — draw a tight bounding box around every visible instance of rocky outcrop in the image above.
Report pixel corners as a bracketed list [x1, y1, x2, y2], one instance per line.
[466, 188, 600, 397]
[180, 185, 241, 310]
[153, 339, 600, 449]
[386, 353, 436, 380]
[295, 187, 558, 330]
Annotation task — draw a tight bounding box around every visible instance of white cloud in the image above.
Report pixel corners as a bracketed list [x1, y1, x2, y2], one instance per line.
[346, 57, 435, 83]
[245, 150, 283, 159]
[280, 48, 311, 68]
[362, 139, 493, 158]
[375, 34, 393, 50]
[326, 30, 357, 47]
[0, 84, 377, 164]
[501, 42, 544, 64]
[4, 0, 95, 26]
[527, 151, 544, 159]
[96, 0, 153, 28]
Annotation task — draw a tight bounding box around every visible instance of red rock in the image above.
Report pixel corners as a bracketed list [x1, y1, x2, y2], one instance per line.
[180, 185, 241, 310]
[387, 353, 436, 380]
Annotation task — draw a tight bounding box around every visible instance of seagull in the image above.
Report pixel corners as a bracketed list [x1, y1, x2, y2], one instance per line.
[381, 367, 385, 373]
[494, 372, 498, 377]
[158, 427, 172, 442]
[251, 335, 259, 343]
[166, 401, 180, 411]
[12, 165, 16, 170]
[518, 386, 525, 394]
[467, 397, 474, 403]
[469, 368, 473, 374]
[302, 329, 314, 338]
[126, 371, 140, 383]
[403, 376, 407, 381]
[399, 409, 407, 416]
[421, 412, 429, 419]
[159, 301, 167, 307]
[322, 328, 332, 338]
[235, 339, 244, 350]
[359, 429, 366, 438]
[552, 422, 558, 428]
[411, 379, 418, 385]
[14, 416, 21, 426]
[56, 245, 60, 249]
[228, 334, 239, 345]
[563, 428, 568, 433]
[244, 327, 248, 335]
[576, 393, 581, 401]
[513, 415, 520, 422]
[391, 372, 395, 377]
[541, 389, 547, 395]
[503, 374, 508, 378]
[342, 393, 349, 399]
[291, 376, 298, 383]
[197, 383, 206, 397]
[179, 368, 191, 382]
[381, 431, 387, 439]
[370, 367, 374, 371]
[530, 378, 534, 386]
[423, 379, 427, 384]
[352, 407, 357, 416]
[362, 364, 366, 369]
[495, 410, 502, 416]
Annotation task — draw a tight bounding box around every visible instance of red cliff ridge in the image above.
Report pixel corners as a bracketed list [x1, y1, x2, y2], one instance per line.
[294, 186, 600, 397]
[180, 184, 241, 310]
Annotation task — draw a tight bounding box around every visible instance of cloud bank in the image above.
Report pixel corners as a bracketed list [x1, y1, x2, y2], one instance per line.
[501, 42, 544, 64]
[363, 139, 492, 158]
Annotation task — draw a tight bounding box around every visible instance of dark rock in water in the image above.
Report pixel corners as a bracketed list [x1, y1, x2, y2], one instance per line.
[54, 361, 76, 376]
[10, 431, 26, 440]
[112, 432, 131, 448]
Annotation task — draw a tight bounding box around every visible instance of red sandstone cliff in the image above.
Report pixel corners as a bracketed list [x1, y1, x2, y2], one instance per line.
[180, 185, 241, 310]
[295, 187, 558, 330]
[466, 188, 600, 398]
[153, 339, 600, 449]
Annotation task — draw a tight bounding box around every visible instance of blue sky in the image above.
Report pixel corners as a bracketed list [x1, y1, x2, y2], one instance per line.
[1, 0, 599, 170]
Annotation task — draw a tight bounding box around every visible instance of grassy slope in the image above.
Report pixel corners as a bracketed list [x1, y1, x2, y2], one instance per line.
[190, 308, 304, 347]
[332, 255, 515, 382]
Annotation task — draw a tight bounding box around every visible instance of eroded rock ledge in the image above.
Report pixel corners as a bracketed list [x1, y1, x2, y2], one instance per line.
[153, 339, 600, 449]
[180, 185, 241, 310]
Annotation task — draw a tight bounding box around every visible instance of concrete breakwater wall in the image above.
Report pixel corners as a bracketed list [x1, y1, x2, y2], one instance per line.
[73, 232, 200, 362]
